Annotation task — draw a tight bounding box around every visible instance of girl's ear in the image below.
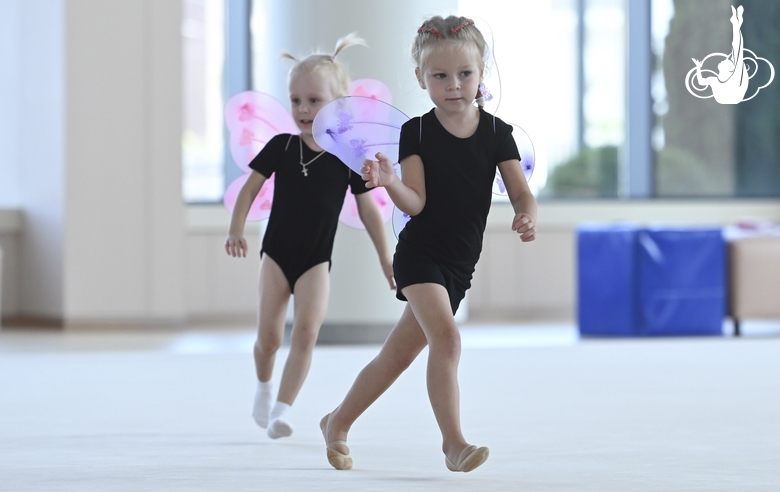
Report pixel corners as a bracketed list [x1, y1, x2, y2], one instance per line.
[415, 67, 426, 89]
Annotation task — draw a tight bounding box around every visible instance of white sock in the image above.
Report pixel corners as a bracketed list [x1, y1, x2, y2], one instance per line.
[267, 402, 293, 439]
[251, 380, 273, 429]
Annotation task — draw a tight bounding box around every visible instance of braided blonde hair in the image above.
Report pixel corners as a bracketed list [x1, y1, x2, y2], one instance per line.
[281, 32, 366, 98]
[412, 16, 487, 76]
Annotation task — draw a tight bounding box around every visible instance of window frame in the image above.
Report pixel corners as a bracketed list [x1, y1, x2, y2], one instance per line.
[222, 0, 252, 196]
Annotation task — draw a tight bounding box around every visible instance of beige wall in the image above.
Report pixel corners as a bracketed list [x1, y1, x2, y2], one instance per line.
[1, 0, 184, 326]
[63, 0, 184, 323]
[3, 200, 780, 325]
[470, 200, 780, 322]
[181, 199, 780, 324]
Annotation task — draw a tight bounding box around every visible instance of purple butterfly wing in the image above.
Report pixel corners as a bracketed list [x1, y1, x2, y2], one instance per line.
[493, 124, 536, 196]
[323, 80, 401, 229]
[392, 206, 411, 240]
[312, 96, 409, 175]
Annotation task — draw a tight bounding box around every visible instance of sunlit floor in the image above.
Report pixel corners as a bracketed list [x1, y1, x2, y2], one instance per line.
[2, 322, 780, 491]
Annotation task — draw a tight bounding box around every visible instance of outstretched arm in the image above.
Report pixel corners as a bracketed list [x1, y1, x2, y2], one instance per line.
[225, 170, 267, 257]
[361, 152, 426, 217]
[355, 192, 396, 290]
[497, 159, 537, 242]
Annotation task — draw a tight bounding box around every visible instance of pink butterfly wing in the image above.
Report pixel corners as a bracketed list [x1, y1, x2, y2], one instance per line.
[223, 91, 296, 221]
[350, 78, 393, 103]
[223, 172, 276, 222]
[224, 91, 298, 172]
[339, 187, 394, 229]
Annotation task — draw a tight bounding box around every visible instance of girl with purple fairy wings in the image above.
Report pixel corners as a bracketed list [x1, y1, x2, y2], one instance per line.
[317, 16, 537, 473]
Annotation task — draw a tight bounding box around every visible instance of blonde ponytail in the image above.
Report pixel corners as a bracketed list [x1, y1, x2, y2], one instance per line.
[282, 32, 367, 97]
[332, 32, 367, 59]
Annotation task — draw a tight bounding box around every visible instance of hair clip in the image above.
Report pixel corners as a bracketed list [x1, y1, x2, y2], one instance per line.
[478, 82, 493, 102]
[418, 26, 443, 38]
[450, 19, 475, 34]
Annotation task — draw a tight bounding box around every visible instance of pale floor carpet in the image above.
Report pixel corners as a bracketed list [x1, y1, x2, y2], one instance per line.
[1, 323, 780, 492]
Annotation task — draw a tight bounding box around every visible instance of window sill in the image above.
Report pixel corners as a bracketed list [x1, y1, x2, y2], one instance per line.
[185, 204, 260, 234]
[487, 198, 780, 231]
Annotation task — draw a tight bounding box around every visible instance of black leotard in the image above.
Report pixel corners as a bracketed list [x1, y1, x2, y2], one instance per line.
[249, 134, 369, 292]
[393, 109, 520, 313]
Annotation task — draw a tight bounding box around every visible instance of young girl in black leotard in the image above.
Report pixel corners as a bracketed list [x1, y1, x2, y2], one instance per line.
[320, 17, 537, 472]
[225, 34, 395, 440]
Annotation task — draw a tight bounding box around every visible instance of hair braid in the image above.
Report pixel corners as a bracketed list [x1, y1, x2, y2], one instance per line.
[411, 16, 488, 106]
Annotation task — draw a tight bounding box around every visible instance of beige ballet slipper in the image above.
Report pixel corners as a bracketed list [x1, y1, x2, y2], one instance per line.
[445, 444, 489, 473]
[321, 413, 352, 470]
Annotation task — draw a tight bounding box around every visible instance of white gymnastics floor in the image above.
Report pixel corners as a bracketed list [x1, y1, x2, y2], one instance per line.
[1, 323, 779, 492]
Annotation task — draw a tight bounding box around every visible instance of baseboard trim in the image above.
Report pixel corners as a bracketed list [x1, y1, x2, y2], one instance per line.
[1, 316, 65, 330]
[467, 308, 575, 324]
[316, 323, 394, 345]
[0, 316, 395, 345]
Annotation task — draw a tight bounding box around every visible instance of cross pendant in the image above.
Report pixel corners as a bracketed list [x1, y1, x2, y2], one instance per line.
[302, 168, 308, 177]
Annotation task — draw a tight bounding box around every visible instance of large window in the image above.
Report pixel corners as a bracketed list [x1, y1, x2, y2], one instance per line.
[540, 0, 625, 199]
[538, 0, 780, 199]
[187, 0, 780, 203]
[652, 0, 780, 197]
[182, 0, 226, 203]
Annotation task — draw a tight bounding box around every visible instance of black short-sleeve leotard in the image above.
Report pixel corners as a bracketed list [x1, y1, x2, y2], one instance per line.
[394, 109, 520, 313]
[249, 134, 370, 292]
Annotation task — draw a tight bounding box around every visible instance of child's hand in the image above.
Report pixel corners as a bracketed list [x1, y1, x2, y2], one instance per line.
[361, 152, 396, 188]
[225, 234, 248, 257]
[512, 213, 536, 242]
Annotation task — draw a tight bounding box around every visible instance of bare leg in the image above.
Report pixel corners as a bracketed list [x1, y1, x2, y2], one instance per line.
[322, 304, 429, 455]
[254, 256, 291, 382]
[251, 256, 291, 428]
[323, 283, 477, 468]
[402, 283, 471, 464]
[276, 262, 330, 405]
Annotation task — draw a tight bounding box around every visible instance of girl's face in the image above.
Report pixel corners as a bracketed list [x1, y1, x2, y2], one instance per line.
[416, 44, 482, 115]
[289, 72, 337, 136]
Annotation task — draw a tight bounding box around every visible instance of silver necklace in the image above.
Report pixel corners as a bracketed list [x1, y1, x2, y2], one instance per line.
[299, 136, 326, 177]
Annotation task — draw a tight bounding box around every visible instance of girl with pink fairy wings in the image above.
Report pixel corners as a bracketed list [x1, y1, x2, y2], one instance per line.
[225, 34, 395, 441]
